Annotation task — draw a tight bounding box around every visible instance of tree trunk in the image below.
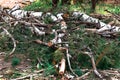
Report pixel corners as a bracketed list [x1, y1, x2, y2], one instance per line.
[61, 0, 69, 5]
[52, 0, 59, 7]
[52, 0, 69, 7]
[91, 0, 96, 11]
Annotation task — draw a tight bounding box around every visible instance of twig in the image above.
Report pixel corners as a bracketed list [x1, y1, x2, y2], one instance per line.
[11, 69, 44, 80]
[19, 21, 51, 28]
[33, 39, 53, 47]
[100, 69, 120, 75]
[76, 71, 91, 80]
[96, 43, 110, 66]
[66, 49, 78, 77]
[0, 26, 16, 55]
[84, 28, 97, 33]
[67, 21, 98, 26]
[81, 47, 103, 78]
[32, 23, 45, 36]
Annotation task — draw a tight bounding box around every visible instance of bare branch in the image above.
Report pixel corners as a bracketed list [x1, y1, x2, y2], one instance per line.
[0, 26, 16, 55]
[80, 47, 103, 78]
[76, 71, 91, 80]
[66, 49, 78, 77]
[11, 69, 44, 80]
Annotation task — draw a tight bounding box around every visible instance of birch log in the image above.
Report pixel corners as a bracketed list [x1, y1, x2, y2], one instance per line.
[59, 58, 66, 75]
[72, 12, 120, 33]
[6, 5, 63, 21]
[2, 5, 120, 34]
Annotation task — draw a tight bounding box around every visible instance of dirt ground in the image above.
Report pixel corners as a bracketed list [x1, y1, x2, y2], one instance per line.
[0, 0, 31, 8]
[1, 0, 120, 8]
[104, 0, 120, 4]
[0, 53, 31, 74]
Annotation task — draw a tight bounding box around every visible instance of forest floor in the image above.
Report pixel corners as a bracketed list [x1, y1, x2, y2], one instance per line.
[0, 0, 31, 8]
[0, 54, 120, 80]
[0, 1, 120, 80]
[0, 14, 120, 80]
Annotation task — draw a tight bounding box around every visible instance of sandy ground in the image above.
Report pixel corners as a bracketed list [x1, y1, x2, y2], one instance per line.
[0, 0, 120, 8]
[0, 0, 31, 8]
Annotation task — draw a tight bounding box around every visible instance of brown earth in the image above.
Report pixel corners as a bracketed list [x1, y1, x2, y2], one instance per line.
[0, 53, 31, 75]
[0, 0, 31, 8]
[1, 0, 120, 9]
[104, 0, 120, 4]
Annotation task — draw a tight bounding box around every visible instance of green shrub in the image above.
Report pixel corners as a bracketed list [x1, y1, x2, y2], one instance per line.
[12, 57, 21, 67]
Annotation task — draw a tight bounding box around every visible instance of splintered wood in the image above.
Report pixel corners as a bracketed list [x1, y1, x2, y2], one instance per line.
[59, 58, 66, 75]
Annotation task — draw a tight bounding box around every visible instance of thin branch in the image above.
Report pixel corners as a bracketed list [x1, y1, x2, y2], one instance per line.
[19, 21, 51, 28]
[0, 26, 16, 55]
[66, 49, 78, 77]
[76, 71, 91, 80]
[11, 69, 44, 80]
[96, 43, 110, 66]
[80, 47, 103, 78]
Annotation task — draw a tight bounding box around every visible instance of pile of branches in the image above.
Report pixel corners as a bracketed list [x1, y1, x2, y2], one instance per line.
[0, 5, 120, 80]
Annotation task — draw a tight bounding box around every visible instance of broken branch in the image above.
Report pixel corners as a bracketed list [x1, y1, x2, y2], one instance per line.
[59, 58, 66, 75]
[0, 26, 16, 56]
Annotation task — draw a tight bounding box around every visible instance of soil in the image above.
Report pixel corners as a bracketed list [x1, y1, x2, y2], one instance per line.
[0, 53, 31, 75]
[104, 0, 120, 4]
[0, 0, 31, 8]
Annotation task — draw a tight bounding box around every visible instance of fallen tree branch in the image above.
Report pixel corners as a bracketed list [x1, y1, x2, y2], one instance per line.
[66, 49, 78, 77]
[72, 12, 120, 34]
[1, 5, 120, 79]
[80, 47, 103, 79]
[31, 23, 46, 36]
[96, 43, 110, 66]
[1, 5, 120, 36]
[11, 69, 44, 80]
[76, 71, 91, 80]
[67, 21, 98, 26]
[101, 69, 120, 75]
[84, 28, 97, 33]
[18, 21, 51, 28]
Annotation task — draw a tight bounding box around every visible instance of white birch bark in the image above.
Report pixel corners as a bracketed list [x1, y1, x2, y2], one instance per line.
[6, 5, 64, 21]
[3, 5, 120, 33]
[72, 12, 120, 33]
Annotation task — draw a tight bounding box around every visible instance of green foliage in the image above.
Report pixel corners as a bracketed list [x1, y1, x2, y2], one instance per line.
[11, 73, 21, 79]
[66, 21, 120, 69]
[74, 68, 83, 76]
[11, 57, 21, 67]
[5, 23, 119, 70]
[24, 0, 120, 15]
[96, 4, 120, 14]
[0, 1, 120, 78]
[52, 49, 65, 63]
[44, 63, 56, 76]
[0, 34, 13, 53]
[24, 0, 52, 11]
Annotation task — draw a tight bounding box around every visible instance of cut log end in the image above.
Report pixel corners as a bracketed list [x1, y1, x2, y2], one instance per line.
[59, 58, 66, 75]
